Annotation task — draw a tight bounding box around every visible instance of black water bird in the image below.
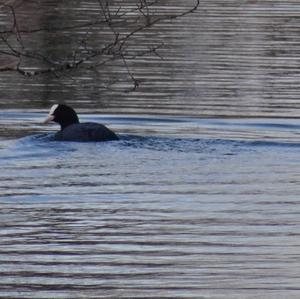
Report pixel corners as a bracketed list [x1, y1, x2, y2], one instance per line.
[44, 104, 119, 142]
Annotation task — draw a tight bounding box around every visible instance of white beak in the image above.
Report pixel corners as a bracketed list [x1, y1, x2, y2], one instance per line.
[43, 115, 55, 124]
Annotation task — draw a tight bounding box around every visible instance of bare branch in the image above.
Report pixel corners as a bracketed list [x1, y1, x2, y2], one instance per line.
[0, 0, 200, 92]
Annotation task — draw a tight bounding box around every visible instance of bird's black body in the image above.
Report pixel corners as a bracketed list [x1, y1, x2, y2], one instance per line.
[54, 122, 118, 142]
[44, 104, 118, 142]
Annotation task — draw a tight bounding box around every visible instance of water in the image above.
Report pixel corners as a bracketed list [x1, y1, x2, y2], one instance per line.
[1, 0, 300, 298]
[1, 113, 300, 298]
[1, 0, 300, 117]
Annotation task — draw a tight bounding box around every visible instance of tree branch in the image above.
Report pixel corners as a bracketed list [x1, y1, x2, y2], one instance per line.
[0, 0, 200, 91]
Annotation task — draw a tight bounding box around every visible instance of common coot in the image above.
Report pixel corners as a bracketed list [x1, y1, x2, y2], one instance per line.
[44, 104, 119, 142]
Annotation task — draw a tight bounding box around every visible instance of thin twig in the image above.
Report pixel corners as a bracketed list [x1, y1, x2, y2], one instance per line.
[0, 0, 200, 89]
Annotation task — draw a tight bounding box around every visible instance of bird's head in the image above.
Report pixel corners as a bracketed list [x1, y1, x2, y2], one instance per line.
[44, 104, 79, 130]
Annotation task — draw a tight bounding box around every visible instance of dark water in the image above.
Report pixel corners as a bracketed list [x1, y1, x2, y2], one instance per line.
[1, 0, 300, 117]
[1, 1, 300, 298]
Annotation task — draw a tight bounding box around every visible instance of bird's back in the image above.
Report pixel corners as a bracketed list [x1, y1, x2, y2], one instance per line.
[54, 123, 119, 142]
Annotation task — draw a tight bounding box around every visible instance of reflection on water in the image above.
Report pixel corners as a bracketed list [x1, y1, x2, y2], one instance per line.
[0, 1, 300, 117]
[1, 113, 300, 298]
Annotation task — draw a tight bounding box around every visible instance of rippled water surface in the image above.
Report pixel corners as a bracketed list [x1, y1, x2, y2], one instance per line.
[1, 113, 300, 298]
[1, 0, 300, 117]
[1, 0, 300, 298]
